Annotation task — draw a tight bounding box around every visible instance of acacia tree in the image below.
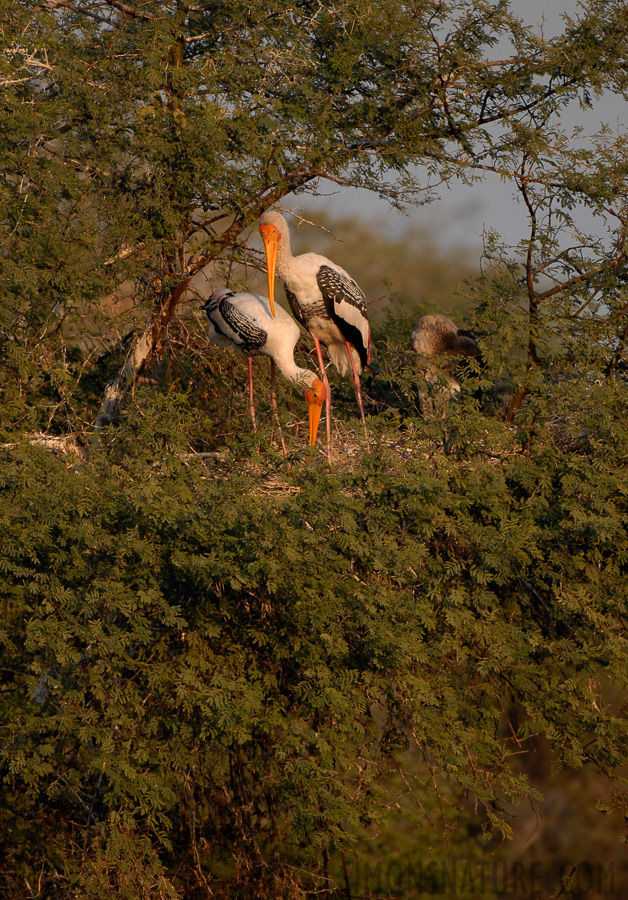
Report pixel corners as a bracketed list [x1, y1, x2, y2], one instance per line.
[2, 0, 628, 428]
[2, 2, 628, 899]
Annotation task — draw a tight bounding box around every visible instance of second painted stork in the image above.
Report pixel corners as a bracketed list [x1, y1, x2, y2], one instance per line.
[259, 210, 372, 458]
[203, 289, 326, 451]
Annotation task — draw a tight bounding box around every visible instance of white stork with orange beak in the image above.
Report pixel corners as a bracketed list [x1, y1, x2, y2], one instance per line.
[203, 288, 326, 452]
[259, 210, 371, 459]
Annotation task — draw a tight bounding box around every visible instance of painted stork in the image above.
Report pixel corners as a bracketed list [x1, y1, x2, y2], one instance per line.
[203, 288, 326, 451]
[409, 314, 483, 413]
[259, 210, 371, 458]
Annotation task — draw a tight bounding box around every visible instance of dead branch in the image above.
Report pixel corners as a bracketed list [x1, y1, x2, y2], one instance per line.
[92, 323, 155, 431]
[1, 433, 84, 457]
[46, 0, 153, 19]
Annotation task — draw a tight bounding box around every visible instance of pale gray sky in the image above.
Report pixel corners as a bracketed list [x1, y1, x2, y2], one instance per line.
[300, 0, 628, 251]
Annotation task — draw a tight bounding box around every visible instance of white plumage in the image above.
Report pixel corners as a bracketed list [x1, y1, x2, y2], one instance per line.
[205, 289, 307, 382]
[259, 210, 371, 375]
[203, 289, 325, 448]
[259, 210, 371, 459]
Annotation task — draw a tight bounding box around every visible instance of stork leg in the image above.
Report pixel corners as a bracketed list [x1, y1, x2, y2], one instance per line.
[247, 357, 257, 432]
[345, 340, 368, 438]
[269, 359, 287, 458]
[313, 336, 333, 465]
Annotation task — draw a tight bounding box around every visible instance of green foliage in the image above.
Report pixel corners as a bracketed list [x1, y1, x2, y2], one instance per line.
[3, 0, 628, 368]
[1, 363, 628, 896]
[2, 0, 628, 896]
[288, 213, 478, 321]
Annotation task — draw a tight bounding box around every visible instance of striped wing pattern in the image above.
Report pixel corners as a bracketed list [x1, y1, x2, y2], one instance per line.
[316, 265, 368, 317]
[204, 296, 236, 349]
[316, 265, 370, 366]
[218, 299, 267, 354]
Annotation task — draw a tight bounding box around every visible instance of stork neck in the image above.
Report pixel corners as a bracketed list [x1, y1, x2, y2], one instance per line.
[274, 354, 316, 390]
[276, 228, 294, 276]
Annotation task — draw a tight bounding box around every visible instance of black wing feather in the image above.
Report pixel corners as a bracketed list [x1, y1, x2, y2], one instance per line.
[204, 298, 233, 342]
[220, 299, 267, 354]
[316, 265, 367, 316]
[316, 265, 369, 367]
[284, 283, 308, 329]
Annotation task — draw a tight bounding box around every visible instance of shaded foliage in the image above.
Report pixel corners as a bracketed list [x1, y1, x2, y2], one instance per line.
[2, 1, 628, 897]
[1, 347, 628, 896]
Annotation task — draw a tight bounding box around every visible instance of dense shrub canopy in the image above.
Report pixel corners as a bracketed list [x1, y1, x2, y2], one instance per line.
[1, 0, 628, 897]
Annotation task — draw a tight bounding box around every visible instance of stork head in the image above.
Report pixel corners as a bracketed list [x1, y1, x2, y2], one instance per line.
[303, 377, 326, 449]
[259, 210, 289, 319]
[204, 287, 234, 309]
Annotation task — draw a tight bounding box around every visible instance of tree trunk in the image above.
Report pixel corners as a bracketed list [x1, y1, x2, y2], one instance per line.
[92, 323, 156, 430]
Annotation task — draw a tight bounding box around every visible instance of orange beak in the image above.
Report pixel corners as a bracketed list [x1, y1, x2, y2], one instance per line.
[259, 223, 278, 318]
[304, 378, 326, 448]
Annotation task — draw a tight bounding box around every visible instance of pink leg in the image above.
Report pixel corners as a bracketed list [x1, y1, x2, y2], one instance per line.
[270, 359, 287, 458]
[247, 357, 257, 432]
[313, 336, 332, 465]
[345, 340, 368, 437]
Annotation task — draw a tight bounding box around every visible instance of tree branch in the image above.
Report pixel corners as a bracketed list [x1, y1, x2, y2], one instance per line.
[46, 0, 153, 19]
[536, 250, 628, 302]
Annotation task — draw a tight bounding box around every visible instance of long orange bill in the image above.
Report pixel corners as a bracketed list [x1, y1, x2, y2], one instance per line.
[259, 225, 278, 318]
[304, 379, 326, 449]
[307, 397, 323, 448]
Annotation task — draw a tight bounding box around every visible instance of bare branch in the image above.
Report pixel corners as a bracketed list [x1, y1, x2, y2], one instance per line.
[92, 324, 155, 431]
[46, 0, 153, 19]
[45, 0, 108, 22]
[104, 243, 146, 266]
[1, 433, 84, 457]
[537, 251, 628, 302]
[102, 0, 153, 17]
